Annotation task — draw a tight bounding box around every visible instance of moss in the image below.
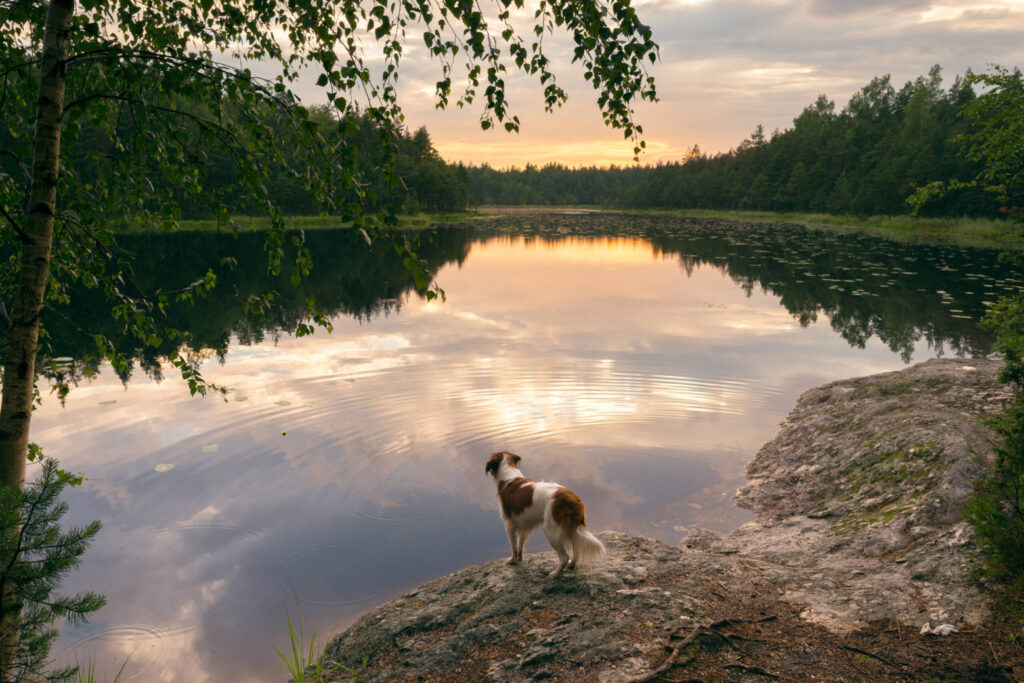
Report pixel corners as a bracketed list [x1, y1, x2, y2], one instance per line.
[824, 442, 948, 534]
[850, 377, 954, 400]
[831, 496, 925, 535]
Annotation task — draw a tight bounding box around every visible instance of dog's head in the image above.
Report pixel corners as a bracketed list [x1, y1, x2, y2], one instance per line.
[485, 451, 521, 478]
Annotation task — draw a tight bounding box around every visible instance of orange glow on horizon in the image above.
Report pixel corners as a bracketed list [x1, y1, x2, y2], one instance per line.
[432, 137, 685, 169]
[471, 235, 669, 264]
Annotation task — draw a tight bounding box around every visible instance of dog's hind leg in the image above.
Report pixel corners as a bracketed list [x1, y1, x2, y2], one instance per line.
[543, 525, 570, 578]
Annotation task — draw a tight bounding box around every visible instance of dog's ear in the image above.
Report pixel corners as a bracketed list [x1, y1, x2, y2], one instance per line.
[485, 453, 502, 477]
[508, 453, 521, 466]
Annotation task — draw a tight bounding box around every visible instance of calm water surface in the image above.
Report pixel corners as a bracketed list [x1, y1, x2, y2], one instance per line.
[34, 216, 1021, 681]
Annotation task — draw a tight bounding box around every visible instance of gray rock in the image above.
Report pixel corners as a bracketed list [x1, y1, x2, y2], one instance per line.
[317, 359, 1010, 680]
[727, 358, 1009, 632]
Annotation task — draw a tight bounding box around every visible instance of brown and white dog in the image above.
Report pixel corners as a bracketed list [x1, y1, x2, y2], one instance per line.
[486, 451, 606, 578]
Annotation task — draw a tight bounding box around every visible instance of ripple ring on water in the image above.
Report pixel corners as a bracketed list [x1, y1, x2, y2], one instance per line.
[348, 478, 454, 523]
[147, 522, 264, 539]
[278, 542, 396, 606]
[60, 623, 172, 682]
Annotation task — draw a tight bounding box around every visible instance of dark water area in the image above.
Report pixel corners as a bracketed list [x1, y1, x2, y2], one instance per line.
[34, 215, 1022, 681]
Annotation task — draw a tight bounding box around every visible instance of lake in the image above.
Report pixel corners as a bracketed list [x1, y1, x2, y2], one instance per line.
[34, 214, 1021, 681]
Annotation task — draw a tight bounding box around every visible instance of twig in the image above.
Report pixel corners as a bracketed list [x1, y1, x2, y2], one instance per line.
[839, 644, 896, 668]
[723, 664, 779, 679]
[0, 203, 31, 243]
[627, 616, 777, 683]
[649, 659, 696, 682]
[627, 622, 713, 683]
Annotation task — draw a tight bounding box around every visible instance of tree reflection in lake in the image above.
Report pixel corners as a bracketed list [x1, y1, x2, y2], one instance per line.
[482, 214, 1015, 361]
[44, 215, 1016, 386]
[33, 214, 1022, 682]
[42, 227, 474, 385]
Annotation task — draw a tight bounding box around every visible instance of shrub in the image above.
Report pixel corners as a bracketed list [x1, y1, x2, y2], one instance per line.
[968, 288, 1024, 585]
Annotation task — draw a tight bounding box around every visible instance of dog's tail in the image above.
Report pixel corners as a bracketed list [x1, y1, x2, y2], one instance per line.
[570, 525, 606, 567]
[553, 488, 606, 567]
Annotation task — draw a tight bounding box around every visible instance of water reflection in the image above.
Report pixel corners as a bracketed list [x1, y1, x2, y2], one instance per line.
[35, 216, 1022, 681]
[41, 215, 1019, 383]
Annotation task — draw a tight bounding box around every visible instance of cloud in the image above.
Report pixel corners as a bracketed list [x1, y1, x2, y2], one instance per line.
[806, 0, 932, 17]
[270, 0, 1024, 166]
[363, 0, 1024, 165]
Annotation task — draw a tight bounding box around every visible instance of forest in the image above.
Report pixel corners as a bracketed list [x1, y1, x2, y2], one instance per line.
[16, 65, 1016, 221]
[0, 106, 470, 219]
[464, 65, 1019, 218]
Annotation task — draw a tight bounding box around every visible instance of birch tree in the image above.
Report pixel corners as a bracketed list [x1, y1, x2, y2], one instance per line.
[0, 0, 657, 675]
[0, 0, 657, 487]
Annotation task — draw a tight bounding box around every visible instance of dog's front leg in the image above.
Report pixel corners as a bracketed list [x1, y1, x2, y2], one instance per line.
[504, 520, 521, 564]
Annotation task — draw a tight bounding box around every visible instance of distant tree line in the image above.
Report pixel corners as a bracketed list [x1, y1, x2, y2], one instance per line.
[462, 163, 647, 206]
[16, 65, 1016, 219]
[464, 66, 1017, 218]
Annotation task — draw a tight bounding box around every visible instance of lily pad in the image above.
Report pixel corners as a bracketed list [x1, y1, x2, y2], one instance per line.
[202, 443, 219, 453]
[98, 400, 117, 405]
[275, 400, 291, 406]
[155, 463, 175, 473]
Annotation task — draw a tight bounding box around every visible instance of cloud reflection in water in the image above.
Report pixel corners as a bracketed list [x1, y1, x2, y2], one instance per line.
[37, 233, 930, 681]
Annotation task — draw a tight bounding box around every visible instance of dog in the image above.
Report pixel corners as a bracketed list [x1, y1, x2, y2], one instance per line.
[485, 451, 606, 578]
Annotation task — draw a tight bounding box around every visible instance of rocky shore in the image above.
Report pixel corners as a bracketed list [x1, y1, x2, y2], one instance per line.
[317, 359, 1022, 681]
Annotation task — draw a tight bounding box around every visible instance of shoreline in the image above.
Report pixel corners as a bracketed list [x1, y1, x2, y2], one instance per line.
[114, 208, 1022, 251]
[312, 358, 1021, 681]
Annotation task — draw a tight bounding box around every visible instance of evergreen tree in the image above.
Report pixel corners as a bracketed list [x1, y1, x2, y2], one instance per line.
[1, 459, 104, 682]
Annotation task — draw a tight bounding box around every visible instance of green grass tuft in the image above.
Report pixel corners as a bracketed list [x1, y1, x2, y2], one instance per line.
[73, 654, 128, 683]
[274, 600, 333, 683]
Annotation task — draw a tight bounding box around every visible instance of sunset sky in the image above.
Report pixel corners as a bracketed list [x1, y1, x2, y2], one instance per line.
[293, 0, 1024, 168]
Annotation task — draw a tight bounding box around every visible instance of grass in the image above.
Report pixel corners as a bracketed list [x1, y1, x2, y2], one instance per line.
[110, 205, 1024, 250]
[73, 655, 128, 683]
[274, 600, 371, 683]
[111, 211, 491, 234]
[275, 600, 325, 683]
[273, 598, 366, 683]
[599, 207, 1024, 250]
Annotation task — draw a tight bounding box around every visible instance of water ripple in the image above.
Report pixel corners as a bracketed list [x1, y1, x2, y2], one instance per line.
[57, 602, 172, 683]
[348, 479, 454, 522]
[278, 542, 397, 606]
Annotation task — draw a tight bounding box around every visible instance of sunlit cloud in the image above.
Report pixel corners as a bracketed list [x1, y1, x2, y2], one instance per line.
[918, 1, 1024, 24]
[370, 0, 1024, 165]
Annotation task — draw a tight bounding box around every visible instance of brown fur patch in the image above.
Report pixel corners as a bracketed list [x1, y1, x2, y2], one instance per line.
[498, 477, 534, 518]
[485, 452, 504, 477]
[485, 451, 521, 477]
[551, 487, 586, 533]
